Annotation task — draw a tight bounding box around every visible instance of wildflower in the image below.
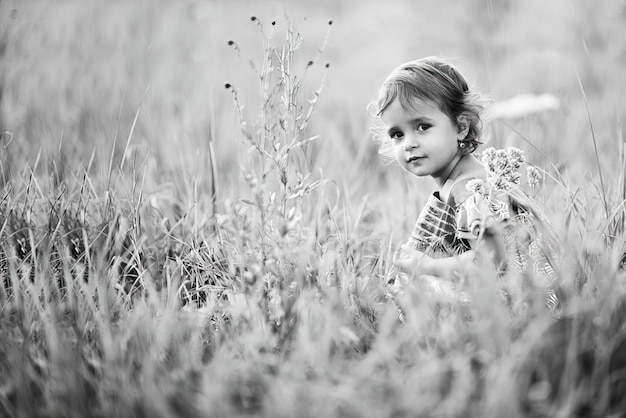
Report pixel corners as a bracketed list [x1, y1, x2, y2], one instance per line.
[493, 177, 510, 191]
[481, 147, 496, 165]
[480, 147, 498, 173]
[507, 147, 526, 166]
[527, 166, 542, 186]
[466, 179, 486, 196]
[481, 146, 530, 191]
[510, 171, 522, 185]
[494, 149, 508, 170]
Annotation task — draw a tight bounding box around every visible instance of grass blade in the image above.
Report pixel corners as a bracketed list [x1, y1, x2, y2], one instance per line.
[576, 72, 609, 219]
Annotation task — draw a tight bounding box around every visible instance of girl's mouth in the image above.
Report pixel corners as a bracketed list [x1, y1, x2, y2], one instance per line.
[407, 156, 424, 163]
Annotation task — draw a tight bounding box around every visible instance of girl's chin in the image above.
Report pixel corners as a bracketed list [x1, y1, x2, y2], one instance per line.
[403, 168, 429, 177]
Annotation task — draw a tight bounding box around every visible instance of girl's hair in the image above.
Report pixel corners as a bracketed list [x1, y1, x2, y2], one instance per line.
[372, 56, 486, 154]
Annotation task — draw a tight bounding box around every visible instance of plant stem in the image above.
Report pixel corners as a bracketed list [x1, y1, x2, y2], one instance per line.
[576, 72, 609, 220]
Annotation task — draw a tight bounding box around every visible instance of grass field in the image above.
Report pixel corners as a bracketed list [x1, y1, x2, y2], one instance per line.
[1, 1, 626, 417]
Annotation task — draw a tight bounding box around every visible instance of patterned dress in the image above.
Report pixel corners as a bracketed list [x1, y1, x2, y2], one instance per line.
[405, 183, 471, 256]
[391, 175, 561, 315]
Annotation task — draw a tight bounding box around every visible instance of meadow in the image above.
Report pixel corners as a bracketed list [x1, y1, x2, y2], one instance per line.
[1, 0, 626, 417]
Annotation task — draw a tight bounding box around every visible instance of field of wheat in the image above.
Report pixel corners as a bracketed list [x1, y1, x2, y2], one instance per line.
[1, 1, 626, 417]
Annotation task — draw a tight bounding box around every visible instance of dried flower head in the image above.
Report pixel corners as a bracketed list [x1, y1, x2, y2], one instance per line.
[507, 147, 525, 166]
[466, 179, 486, 196]
[493, 177, 511, 191]
[510, 171, 521, 185]
[481, 146, 529, 191]
[526, 165, 542, 186]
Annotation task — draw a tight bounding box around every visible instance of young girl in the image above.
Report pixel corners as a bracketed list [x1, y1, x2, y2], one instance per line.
[373, 56, 560, 315]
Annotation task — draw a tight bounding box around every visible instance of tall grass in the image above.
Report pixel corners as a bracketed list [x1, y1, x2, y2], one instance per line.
[1, 3, 626, 418]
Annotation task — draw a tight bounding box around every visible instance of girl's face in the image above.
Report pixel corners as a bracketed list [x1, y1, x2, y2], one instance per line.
[381, 97, 462, 186]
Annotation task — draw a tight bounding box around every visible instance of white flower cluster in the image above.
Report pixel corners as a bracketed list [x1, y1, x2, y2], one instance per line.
[481, 147, 525, 191]
[465, 178, 486, 196]
[526, 165, 542, 187]
[465, 146, 543, 196]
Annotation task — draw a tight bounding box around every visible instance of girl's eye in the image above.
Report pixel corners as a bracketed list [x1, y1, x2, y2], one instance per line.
[389, 131, 403, 141]
[416, 123, 431, 132]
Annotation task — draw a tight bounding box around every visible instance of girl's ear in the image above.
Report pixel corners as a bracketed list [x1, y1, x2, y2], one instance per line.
[456, 114, 470, 139]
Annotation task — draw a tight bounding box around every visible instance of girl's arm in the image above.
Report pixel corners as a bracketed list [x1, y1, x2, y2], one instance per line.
[394, 235, 505, 282]
[421, 250, 477, 280]
[394, 245, 475, 281]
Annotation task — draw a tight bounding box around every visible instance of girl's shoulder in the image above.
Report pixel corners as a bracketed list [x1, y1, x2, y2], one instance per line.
[448, 176, 485, 206]
[441, 156, 487, 206]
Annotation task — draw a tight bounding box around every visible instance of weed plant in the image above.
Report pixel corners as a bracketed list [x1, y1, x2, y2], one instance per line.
[1, 10, 626, 418]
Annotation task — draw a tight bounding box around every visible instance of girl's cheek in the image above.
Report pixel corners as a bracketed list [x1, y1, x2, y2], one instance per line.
[393, 147, 403, 162]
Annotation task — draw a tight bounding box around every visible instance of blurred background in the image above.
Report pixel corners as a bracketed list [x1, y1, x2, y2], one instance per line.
[3, 4, 626, 415]
[1, 0, 625, 235]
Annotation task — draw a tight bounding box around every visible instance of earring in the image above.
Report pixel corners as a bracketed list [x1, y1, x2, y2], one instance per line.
[458, 141, 466, 149]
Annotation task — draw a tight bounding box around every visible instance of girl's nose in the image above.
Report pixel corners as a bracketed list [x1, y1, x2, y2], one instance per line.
[403, 134, 418, 151]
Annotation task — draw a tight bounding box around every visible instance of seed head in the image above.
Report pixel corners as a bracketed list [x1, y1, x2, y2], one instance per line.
[227, 40, 234, 46]
[250, 16, 257, 21]
[328, 19, 333, 25]
[507, 146, 526, 167]
[526, 165, 542, 186]
[466, 179, 486, 196]
[325, 62, 330, 68]
[225, 83, 231, 89]
[307, 60, 314, 67]
[493, 177, 510, 191]
[481, 147, 496, 166]
[271, 21, 276, 26]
